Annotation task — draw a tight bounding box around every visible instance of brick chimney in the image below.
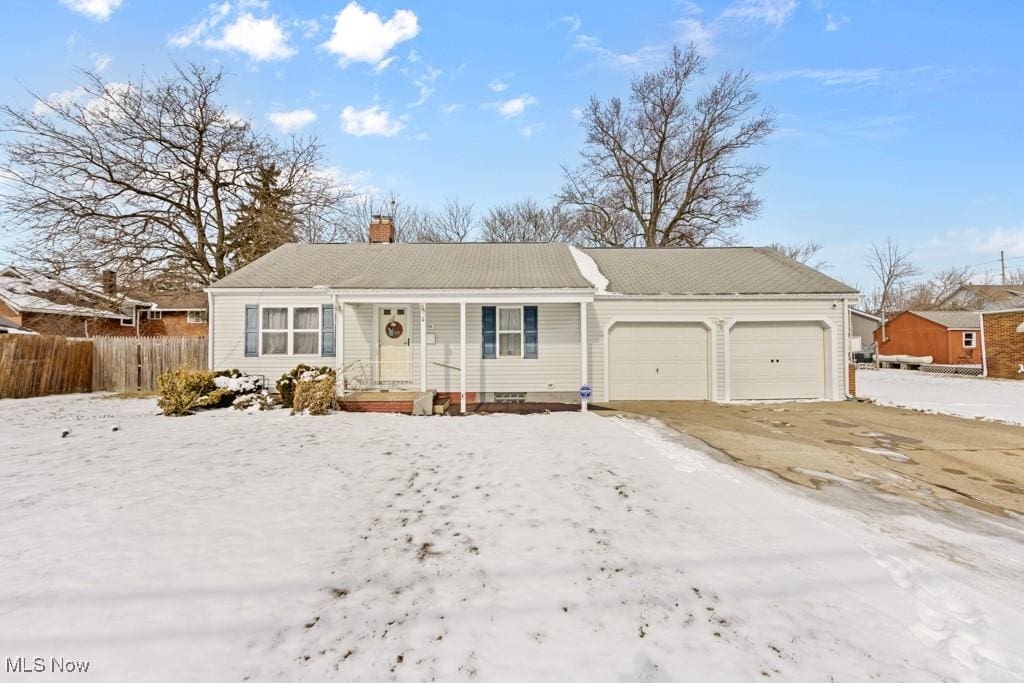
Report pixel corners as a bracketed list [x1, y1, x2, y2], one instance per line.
[369, 215, 395, 244]
[101, 270, 117, 295]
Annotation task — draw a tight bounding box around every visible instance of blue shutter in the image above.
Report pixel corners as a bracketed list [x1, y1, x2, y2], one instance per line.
[244, 304, 258, 357]
[481, 306, 496, 359]
[321, 303, 335, 357]
[524, 306, 538, 359]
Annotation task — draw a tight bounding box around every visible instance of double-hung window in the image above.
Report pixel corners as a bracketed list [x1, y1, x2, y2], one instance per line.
[963, 331, 977, 348]
[261, 308, 289, 355]
[497, 306, 523, 357]
[292, 307, 320, 354]
[259, 306, 320, 355]
[187, 310, 208, 324]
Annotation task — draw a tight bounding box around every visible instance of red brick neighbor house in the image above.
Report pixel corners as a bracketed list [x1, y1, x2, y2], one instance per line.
[130, 291, 209, 337]
[0, 266, 144, 337]
[875, 310, 982, 365]
[0, 266, 207, 337]
[982, 308, 1024, 379]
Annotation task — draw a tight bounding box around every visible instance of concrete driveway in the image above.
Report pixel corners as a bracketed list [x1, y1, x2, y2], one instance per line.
[596, 400, 1024, 516]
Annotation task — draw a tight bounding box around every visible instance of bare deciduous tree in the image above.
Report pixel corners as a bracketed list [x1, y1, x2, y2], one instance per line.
[866, 239, 920, 342]
[414, 197, 476, 243]
[560, 44, 775, 248]
[904, 266, 973, 310]
[0, 63, 350, 286]
[768, 241, 828, 269]
[339, 193, 476, 243]
[481, 199, 578, 243]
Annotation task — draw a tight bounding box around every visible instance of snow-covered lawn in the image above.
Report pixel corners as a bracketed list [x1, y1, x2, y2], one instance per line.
[2, 395, 1023, 681]
[858, 369, 1024, 425]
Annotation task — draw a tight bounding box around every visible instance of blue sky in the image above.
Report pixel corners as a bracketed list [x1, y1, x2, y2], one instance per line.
[1, 0, 1022, 290]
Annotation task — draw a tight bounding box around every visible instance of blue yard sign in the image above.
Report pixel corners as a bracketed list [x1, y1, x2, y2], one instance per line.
[578, 384, 592, 400]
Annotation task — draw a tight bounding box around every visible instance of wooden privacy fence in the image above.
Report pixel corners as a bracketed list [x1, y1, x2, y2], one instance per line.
[0, 335, 93, 398]
[92, 336, 208, 392]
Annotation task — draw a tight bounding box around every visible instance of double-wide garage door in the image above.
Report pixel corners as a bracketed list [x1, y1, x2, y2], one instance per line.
[608, 322, 710, 400]
[607, 320, 828, 401]
[730, 322, 826, 400]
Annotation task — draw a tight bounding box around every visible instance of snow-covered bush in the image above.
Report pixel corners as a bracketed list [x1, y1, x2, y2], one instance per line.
[157, 368, 216, 416]
[291, 368, 337, 415]
[276, 364, 333, 408]
[157, 368, 266, 415]
[232, 390, 276, 412]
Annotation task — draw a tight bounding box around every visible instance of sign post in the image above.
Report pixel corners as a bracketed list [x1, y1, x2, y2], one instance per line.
[578, 384, 592, 413]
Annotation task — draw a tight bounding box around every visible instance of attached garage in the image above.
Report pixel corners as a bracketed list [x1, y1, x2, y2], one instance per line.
[729, 321, 827, 400]
[608, 322, 710, 400]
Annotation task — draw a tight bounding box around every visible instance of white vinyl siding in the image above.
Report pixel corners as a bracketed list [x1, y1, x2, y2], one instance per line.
[210, 293, 335, 379]
[210, 295, 584, 394]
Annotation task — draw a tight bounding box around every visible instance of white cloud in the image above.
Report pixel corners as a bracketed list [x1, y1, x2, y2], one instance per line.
[758, 67, 951, 94]
[373, 56, 397, 73]
[440, 103, 462, 115]
[59, 0, 122, 22]
[938, 228, 1024, 258]
[168, 2, 232, 48]
[267, 108, 317, 133]
[493, 94, 538, 119]
[410, 66, 442, 107]
[488, 79, 508, 92]
[825, 13, 849, 32]
[407, 48, 420, 63]
[92, 53, 112, 72]
[570, 106, 583, 119]
[206, 13, 296, 61]
[32, 86, 87, 115]
[571, 33, 668, 68]
[339, 105, 404, 137]
[322, 2, 419, 68]
[722, 0, 798, 28]
[676, 18, 717, 56]
[519, 123, 544, 138]
[560, 15, 581, 33]
[295, 18, 321, 38]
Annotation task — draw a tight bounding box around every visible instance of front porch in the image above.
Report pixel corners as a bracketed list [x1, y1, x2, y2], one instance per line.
[331, 292, 593, 414]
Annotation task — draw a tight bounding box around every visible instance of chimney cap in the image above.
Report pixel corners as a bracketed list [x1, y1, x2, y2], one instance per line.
[371, 214, 394, 223]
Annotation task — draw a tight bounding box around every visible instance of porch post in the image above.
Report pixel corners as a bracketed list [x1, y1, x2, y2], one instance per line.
[459, 301, 467, 413]
[419, 302, 427, 391]
[336, 298, 345, 391]
[580, 301, 588, 412]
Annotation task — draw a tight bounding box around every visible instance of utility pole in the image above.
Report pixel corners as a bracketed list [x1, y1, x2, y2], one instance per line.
[1001, 250, 1007, 285]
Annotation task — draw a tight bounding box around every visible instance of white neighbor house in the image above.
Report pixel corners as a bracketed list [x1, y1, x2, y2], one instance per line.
[206, 217, 859, 411]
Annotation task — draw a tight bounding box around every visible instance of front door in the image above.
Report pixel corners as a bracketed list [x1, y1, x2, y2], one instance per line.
[378, 307, 409, 383]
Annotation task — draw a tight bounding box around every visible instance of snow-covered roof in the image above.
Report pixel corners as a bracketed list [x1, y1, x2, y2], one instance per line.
[0, 266, 145, 320]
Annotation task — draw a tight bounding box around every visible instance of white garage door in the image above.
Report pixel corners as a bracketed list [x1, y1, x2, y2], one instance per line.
[609, 322, 710, 400]
[730, 322, 826, 400]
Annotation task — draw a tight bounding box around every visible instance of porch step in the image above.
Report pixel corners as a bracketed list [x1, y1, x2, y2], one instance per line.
[338, 390, 438, 415]
[432, 396, 451, 415]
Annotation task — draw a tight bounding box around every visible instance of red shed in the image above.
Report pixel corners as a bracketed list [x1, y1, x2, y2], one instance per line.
[875, 310, 982, 365]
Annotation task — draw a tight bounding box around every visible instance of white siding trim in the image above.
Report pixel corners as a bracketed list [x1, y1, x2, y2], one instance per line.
[723, 316, 838, 402]
[601, 316, 717, 402]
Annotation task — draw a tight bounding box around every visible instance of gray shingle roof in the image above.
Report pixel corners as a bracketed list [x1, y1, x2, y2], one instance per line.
[582, 247, 857, 295]
[209, 243, 594, 290]
[910, 310, 981, 329]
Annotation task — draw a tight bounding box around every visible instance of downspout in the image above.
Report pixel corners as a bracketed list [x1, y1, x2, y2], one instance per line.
[843, 298, 852, 399]
[206, 290, 215, 370]
[980, 312, 988, 377]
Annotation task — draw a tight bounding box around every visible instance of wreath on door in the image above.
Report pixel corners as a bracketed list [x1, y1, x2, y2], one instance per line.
[385, 320, 404, 339]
